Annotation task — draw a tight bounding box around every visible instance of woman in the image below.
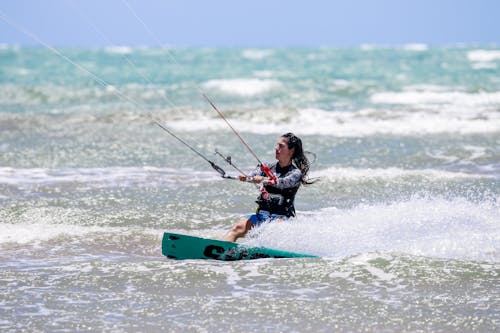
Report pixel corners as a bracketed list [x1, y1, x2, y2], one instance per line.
[223, 132, 315, 242]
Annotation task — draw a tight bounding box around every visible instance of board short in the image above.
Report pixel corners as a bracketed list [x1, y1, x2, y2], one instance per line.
[247, 210, 288, 226]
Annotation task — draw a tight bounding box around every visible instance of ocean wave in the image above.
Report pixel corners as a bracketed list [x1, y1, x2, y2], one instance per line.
[253, 70, 274, 78]
[0, 222, 111, 245]
[168, 106, 500, 136]
[402, 43, 428, 51]
[104, 46, 134, 54]
[0, 164, 493, 190]
[471, 62, 497, 70]
[203, 78, 281, 97]
[0, 221, 162, 250]
[467, 49, 500, 62]
[0, 166, 221, 187]
[359, 44, 429, 51]
[0, 83, 169, 106]
[371, 90, 500, 106]
[311, 167, 495, 181]
[241, 49, 274, 60]
[291, 107, 499, 136]
[4, 100, 495, 137]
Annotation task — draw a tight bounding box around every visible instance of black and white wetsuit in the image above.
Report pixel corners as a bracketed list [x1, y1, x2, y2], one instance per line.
[247, 162, 302, 217]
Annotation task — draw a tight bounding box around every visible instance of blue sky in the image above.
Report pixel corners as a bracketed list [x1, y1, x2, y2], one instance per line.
[0, 0, 498, 47]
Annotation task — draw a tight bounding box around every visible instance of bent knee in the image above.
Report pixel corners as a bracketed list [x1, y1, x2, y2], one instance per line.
[231, 219, 251, 235]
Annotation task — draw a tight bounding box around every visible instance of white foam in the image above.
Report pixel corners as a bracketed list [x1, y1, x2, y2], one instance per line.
[0, 166, 220, 187]
[312, 166, 494, 181]
[203, 78, 281, 97]
[0, 221, 162, 247]
[245, 196, 500, 263]
[371, 90, 500, 106]
[360, 44, 375, 51]
[104, 46, 133, 54]
[241, 49, 274, 60]
[402, 43, 428, 51]
[168, 105, 500, 136]
[0, 222, 107, 245]
[467, 50, 500, 62]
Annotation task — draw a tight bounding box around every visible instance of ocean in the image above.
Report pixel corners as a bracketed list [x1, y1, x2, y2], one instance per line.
[0, 45, 499, 332]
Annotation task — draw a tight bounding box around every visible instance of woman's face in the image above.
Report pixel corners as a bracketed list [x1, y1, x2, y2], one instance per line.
[275, 136, 294, 163]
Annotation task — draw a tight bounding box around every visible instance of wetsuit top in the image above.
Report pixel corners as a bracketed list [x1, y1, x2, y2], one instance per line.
[247, 162, 302, 217]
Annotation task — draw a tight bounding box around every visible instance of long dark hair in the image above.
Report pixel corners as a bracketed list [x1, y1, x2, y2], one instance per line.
[281, 132, 317, 185]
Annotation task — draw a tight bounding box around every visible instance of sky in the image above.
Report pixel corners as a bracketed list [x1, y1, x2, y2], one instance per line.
[0, 0, 499, 47]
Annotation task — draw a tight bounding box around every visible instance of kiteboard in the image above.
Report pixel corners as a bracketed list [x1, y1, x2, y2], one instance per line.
[162, 232, 317, 261]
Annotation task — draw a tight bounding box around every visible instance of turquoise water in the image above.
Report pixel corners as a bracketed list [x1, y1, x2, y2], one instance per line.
[1, 46, 499, 332]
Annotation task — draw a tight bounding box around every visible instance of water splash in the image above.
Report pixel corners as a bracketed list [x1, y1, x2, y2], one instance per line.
[245, 195, 500, 263]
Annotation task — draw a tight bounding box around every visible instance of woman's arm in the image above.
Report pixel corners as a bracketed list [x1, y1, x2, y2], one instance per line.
[273, 168, 302, 189]
[239, 165, 264, 182]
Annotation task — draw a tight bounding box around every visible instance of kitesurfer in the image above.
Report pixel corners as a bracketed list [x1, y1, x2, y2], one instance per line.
[223, 133, 315, 242]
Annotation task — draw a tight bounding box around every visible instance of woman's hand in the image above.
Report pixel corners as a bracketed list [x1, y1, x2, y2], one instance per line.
[251, 176, 264, 183]
[239, 175, 265, 183]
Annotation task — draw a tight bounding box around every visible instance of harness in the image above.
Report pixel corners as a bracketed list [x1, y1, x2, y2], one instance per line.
[256, 163, 300, 217]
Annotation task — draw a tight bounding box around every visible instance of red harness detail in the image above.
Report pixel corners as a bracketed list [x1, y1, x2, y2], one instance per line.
[259, 164, 278, 200]
[260, 164, 278, 185]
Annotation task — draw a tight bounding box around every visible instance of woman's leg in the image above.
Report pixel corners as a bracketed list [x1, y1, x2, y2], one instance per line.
[223, 218, 252, 242]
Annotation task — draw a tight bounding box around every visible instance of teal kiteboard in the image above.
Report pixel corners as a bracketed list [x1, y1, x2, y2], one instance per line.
[162, 232, 317, 261]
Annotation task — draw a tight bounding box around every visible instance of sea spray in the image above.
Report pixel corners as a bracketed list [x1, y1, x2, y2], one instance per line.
[245, 195, 499, 262]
